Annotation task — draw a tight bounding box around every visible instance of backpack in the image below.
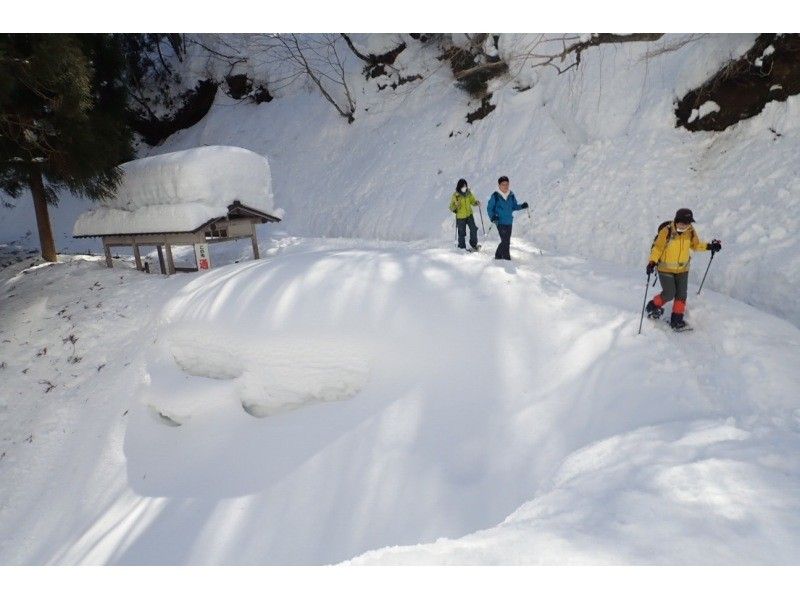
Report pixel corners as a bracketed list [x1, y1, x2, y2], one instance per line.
[651, 220, 672, 250]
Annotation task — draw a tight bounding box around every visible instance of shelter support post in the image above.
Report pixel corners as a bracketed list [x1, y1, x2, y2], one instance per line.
[164, 243, 176, 275]
[132, 242, 143, 271]
[103, 239, 113, 268]
[157, 245, 166, 275]
[250, 220, 260, 260]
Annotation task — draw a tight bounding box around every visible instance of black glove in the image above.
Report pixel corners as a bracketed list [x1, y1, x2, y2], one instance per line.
[520, 202, 529, 209]
[646, 261, 656, 275]
[707, 240, 722, 253]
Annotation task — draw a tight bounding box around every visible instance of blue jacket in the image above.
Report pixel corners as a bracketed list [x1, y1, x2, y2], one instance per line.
[487, 191, 524, 226]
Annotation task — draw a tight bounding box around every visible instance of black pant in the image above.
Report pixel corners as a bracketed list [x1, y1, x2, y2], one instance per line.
[495, 224, 512, 260]
[658, 271, 689, 302]
[457, 215, 479, 249]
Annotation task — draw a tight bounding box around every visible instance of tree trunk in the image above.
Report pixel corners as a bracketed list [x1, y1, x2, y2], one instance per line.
[29, 167, 57, 263]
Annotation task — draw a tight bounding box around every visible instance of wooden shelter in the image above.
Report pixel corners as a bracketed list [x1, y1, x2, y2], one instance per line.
[74, 200, 280, 275]
[72, 146, 281, 275]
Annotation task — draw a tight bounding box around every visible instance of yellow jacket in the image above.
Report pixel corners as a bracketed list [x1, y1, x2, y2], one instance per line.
[649, 223, 708, 274]
[449, 191, 478, 219]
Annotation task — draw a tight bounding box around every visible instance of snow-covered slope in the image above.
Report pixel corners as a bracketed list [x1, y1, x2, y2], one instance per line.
[1, 236, 799, 564]
[144, 33, 800, 326]
[2, 34, 798, 323]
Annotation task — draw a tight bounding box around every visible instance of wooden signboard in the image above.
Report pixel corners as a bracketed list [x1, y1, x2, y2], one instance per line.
[194, 243, 212, 271]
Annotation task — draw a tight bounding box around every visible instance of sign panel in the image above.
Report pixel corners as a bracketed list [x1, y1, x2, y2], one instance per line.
[194, 243, 212, 271]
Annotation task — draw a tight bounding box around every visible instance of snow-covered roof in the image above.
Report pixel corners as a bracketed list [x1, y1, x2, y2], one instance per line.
[73, 145, 278, 237]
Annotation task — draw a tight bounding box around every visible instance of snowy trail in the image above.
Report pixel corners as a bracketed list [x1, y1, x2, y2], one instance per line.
[1, 236, 799, 564]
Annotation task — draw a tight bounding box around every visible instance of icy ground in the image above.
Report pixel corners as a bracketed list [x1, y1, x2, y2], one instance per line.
[1, 234, 799, 564]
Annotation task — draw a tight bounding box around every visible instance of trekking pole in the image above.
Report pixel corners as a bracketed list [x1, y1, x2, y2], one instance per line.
[454, 216, 458, 246]
[526, 205, 542, 255]
[477, 205, 486, 235]
[638, 272, 652, 335]
[696, 250, 716, 295]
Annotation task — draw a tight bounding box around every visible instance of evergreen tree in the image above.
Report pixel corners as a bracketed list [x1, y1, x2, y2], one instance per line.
[0, 34, 134, 262]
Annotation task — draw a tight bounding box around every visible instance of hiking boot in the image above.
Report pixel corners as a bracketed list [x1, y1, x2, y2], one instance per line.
[670, 312, 687, 329]
[645, 300, 664, 319]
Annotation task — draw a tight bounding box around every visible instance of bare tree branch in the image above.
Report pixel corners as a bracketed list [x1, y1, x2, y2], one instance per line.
[340, 33, 371, 63]
[507, 33, 666, 76]
[271, 34, 356, 123]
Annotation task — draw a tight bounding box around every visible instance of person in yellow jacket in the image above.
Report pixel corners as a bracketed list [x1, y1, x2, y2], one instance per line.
[449, 178, 481, 251]
[645, 208, 722, 329]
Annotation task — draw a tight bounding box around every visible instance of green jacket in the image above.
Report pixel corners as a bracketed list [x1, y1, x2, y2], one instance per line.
[449, 191, 478, 219]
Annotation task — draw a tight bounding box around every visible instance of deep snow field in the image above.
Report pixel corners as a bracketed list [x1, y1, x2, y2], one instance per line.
[2, 33, 800, 565]
[1, 232, 799, 564]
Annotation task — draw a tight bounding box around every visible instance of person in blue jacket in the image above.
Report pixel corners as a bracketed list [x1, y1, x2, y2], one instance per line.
[486, 176, 528, 260]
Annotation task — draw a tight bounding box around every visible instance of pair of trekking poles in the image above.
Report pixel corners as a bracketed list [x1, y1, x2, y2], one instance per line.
[637, 249, 718, 334]
[453, 203, 487, 245]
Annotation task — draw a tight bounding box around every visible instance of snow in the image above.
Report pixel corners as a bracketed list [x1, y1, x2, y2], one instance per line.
[351, 418, 800, 565]
[755, 45, 776, 67]
[72, 146, 276, 237]
[1, 235, 799, 564]
[687, 100, 721, 123]
[2, 33, 800, 565]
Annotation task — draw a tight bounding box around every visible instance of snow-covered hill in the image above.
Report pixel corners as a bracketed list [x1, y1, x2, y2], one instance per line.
[1, 235, 799, 564]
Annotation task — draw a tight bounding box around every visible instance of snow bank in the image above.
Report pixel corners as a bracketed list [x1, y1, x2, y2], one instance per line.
[72, 146, 275, 236]
[351, 418, 800, 565]
[2, 238, 800, 564]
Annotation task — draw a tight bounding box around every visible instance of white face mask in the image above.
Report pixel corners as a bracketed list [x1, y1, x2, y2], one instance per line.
[676, 223, 689, 232]
[459, 185, 467, 193]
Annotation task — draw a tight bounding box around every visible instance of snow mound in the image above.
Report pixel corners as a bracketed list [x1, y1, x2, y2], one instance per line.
[73, 146, 275, 237]
[143, 327, 369, 424]
[350, 418, 800, 565]
[2, 238, 800, 564]
[113, 238, 800, 564]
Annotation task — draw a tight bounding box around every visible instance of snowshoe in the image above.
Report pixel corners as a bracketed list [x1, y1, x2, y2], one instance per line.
[668, 313, 693, 332]
[652, 317, 693, 333]
[670, 313, 689, 330]
[645, 300, 664, 320]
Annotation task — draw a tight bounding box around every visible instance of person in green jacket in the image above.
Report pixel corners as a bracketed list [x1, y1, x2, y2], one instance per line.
[449, 178, 481, 251]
